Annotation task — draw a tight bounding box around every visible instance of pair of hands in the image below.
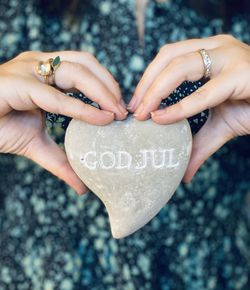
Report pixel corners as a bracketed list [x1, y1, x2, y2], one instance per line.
[0, 34, 249, 194]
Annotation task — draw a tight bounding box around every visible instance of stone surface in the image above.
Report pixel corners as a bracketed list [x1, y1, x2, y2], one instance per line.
[65, 115, 192, 238]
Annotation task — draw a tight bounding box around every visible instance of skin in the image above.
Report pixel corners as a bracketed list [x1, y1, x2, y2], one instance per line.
[0, 51, 128, 195]
[128, 34, 250, 182]
[1, 35, 249, 194]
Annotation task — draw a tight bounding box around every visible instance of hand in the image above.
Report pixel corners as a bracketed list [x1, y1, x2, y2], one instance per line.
[0, 51, 128, 194]
[128, 34, 250, 182]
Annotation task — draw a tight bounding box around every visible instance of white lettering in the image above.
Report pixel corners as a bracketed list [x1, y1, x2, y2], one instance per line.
[135, 150, 149, 169]
[166, 148, 179, 168]
[100, 151, 116, 169]
[117, 151, 132, 169]
[79, 148, 180, 170]
[152, 149, 167, 168]
[80, 151, 97, 170]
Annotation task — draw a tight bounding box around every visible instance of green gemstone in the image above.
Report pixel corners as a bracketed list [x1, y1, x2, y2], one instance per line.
[52, 56, 61, 67]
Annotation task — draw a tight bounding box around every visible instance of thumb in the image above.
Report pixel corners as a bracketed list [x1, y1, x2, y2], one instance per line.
[183, 110, 234, 183]
[25, 132, 87, 195]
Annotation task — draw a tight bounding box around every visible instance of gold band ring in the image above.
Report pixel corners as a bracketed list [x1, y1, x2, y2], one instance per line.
[36, 56, 61, 85]
[199, 49, 212, 79]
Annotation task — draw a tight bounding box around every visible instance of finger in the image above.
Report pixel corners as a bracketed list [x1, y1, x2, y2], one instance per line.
[133, 51, 206, 120]
[1, 76, 114, 125]
[183, 110, 233, 182]
[20, 50, 123, 104]
[26, 79, 115, 125]
[150, 71, 235, 124]
[33, 61, 127, 120]
[25, 132, 88, 195]
[50, 51, 123, 104]
[134, 49, 225, 120]
[0, 75, 41, 118]
[129, 36, 222, 110]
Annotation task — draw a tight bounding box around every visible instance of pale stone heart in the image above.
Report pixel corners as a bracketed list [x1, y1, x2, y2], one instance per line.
[65, 115, 192, 239]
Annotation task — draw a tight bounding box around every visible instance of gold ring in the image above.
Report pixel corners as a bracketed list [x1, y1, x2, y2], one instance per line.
[198, 49, 212, 79]
[36, 56, 61, 85]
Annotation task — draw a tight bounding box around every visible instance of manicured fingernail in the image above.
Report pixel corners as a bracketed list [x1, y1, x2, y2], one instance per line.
[134, 103, 144, 117]
[75, 182, 88, 195]
[103, 110, 115, 116]
[151, 109, 165, 117]
[127, 104, 135, 112]
[118, 103, 128, 115]
[77, 189, 85, 195]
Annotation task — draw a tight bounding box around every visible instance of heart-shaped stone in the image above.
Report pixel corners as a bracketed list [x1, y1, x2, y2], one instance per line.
[65, 115, 192, 238]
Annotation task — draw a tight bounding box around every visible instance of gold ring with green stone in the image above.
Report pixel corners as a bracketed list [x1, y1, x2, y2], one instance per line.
[36, 56, 61, 85]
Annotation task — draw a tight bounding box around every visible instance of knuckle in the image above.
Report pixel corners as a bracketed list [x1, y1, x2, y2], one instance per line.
[158, 44, 172, 59]
[221, 34, 236, 42]
[193, 88, 206, 98]
[193, 88, 210, 107]
[82, 51, 96, 61]
[17, 51, 31, 59]
[159, 44, 169, 54]
[215, 34, 236, 44]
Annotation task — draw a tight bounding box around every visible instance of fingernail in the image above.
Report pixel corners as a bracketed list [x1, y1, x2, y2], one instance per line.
[127, 104, 135, 112]
[78, 188, 89, 195]
[75, 183, 88, 195]
[134, 103, 144, 116]
[151, 109, 165, 117]
[77, 189, 85, 195]
[102, 110, 115, 116]
[118, 103, 128, 115]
